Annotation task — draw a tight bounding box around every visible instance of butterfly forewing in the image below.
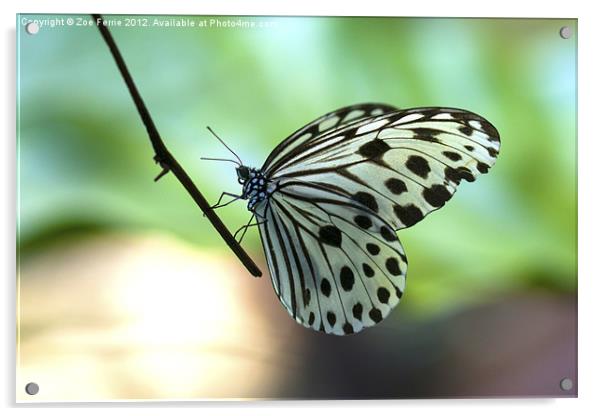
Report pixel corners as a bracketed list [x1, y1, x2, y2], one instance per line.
[268, 107, 500, 231]
[262, 103, 399, 176]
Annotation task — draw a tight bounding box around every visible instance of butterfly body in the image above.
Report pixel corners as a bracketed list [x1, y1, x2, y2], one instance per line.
[227, 103, 500, 336]
[236, 166, 274, 211]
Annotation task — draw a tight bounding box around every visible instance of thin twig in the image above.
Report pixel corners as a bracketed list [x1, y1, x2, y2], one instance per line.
[92, 14, 262, 278]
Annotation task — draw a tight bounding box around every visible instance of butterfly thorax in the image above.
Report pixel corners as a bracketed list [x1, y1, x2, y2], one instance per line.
[236, 165, 272, 211]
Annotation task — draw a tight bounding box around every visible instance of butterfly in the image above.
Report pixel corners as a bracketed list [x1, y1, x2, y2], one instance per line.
[207, 103, 500, 335]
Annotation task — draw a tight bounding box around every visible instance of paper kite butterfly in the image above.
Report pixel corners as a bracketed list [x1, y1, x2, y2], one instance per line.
[207, 103, 500, 335]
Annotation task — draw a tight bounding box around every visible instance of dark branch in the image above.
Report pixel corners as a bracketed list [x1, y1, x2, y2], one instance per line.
[92, 14, 262, 278]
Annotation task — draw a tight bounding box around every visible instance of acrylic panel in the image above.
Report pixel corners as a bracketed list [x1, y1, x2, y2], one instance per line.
[16, 14, 577, 401]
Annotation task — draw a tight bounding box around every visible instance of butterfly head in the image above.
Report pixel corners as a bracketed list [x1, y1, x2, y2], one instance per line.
[236, 165, 252, 184]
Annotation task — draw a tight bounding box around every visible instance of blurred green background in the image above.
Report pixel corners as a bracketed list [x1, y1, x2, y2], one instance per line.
[17, 15, 576, 401]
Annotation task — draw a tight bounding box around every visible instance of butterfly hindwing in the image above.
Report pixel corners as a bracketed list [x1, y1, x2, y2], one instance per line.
[256, 182, 407, 335]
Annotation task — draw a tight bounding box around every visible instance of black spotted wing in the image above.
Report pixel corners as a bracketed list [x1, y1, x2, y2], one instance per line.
[253, 105, 500, 335]
[256, 180, 407, 335]
[267, 106, 500, 231]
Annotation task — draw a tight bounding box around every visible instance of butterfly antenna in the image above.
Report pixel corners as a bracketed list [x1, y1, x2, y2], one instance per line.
[199, 157, 241, 165]
[206, 126, 243, 166]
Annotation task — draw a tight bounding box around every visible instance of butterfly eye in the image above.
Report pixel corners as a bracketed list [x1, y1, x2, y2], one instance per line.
[236, 166, 250, 182]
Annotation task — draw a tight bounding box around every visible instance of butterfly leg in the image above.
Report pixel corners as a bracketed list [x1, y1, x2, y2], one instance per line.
[202, 192, 242, 217]
[211, 191, 242, 208]
[233, 215, 267, 244]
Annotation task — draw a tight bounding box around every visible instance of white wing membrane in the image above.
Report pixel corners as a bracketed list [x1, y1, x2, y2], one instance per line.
[250, 104, 500, 335]
[257, 182, 407, 335]
[269, 107, 500, 231]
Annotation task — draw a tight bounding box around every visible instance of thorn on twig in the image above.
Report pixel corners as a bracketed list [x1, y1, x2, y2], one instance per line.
[153, 154, 170, 182]
[154, 167, 170, 182]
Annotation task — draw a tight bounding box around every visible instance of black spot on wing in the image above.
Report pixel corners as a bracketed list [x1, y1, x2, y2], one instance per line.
[343, 322, 354, 334]
[459, 125, 473, 136]
[327, 311, 337, 326]
[386, 257, 402, 276]
[352, 302, 363, 320]
[320, 278, 331, 297]
[385, 178, 407, 195]
[413, 128, 440, 142]
[369, 308, 383, 323]
[442, 151, 462, 161]
[352, 192, 379, 212]
[406, 155, 431, 179]
[319, 225, 342, 247]
[357, 139, 391, 159]
[394, 204, 424, 227]
[487, 147, 499, 158]
[354, 215, 372, 229]
[444, 166, 475, 184]
[477, 162, 490, 174]
[377, 287, 390, 304]
[380, 226, 397, 242]
[362, 263, 375, 277]
[366, 243, 380, 255]
[340, 266, 355, 291]
[423, 184, 452, 208]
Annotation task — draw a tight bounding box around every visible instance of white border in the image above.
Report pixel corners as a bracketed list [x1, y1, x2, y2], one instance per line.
[5, 0, 583, 17]
[3, 0, 600, 414]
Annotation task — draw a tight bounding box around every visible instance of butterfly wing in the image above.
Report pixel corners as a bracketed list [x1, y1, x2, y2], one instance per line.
[255, 182, 407, 335]
[268, 107, 500, 231]
[255, 105, 499, 335]
[262, 103, 399, 176]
